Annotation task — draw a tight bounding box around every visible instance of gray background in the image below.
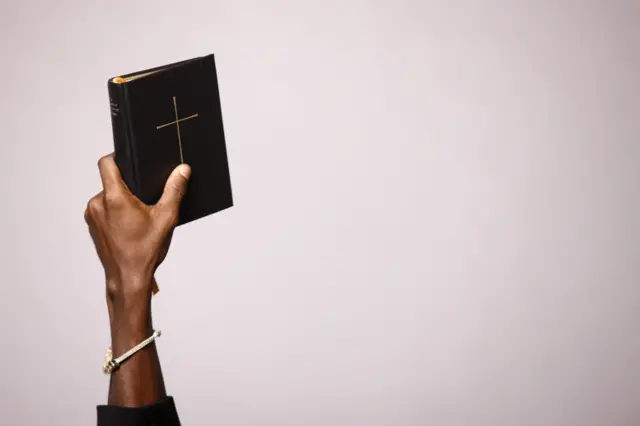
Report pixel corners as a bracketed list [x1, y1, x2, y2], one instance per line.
[0, 1, 638, 425]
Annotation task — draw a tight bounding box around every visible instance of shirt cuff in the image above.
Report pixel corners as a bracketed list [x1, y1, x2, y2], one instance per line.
[97, 396, 181, 426]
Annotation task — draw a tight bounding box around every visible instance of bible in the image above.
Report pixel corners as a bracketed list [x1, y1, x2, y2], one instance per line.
[107, 54, 233, 226]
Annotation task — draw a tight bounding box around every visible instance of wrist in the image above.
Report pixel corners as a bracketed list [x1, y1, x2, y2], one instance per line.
[110, 312, 153, 354]
[106, 276, 153, 347]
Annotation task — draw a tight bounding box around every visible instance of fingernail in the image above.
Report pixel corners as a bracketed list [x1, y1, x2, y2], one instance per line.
[178, 164, 191, 179]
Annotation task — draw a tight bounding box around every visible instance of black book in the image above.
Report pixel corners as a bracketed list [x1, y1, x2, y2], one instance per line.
[107, 54, 233, 225]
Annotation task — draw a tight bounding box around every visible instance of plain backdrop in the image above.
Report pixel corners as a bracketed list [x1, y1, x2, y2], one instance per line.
[0, 1, 638, 425]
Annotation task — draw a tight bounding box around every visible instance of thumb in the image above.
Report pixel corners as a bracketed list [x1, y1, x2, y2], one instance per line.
[156, 164, 191, 215]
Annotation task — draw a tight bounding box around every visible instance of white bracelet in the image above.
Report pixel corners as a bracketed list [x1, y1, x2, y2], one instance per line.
[103, 330, 162, 374]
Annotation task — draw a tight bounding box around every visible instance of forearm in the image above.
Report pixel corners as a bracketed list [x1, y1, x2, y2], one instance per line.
[107, 278, 166, 407]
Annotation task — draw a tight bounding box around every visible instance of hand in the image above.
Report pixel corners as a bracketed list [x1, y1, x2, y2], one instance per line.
[85, 153, 191, 326]
[85, 153, 189, 406]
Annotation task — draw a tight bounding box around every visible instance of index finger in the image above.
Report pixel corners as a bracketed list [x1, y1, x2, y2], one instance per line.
[97, 153, 125, 194]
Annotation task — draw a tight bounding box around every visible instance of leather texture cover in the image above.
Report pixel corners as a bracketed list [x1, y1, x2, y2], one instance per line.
[108, 54, 233, 225]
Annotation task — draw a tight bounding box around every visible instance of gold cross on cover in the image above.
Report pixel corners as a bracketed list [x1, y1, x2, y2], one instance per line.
[156, 96, 199, 163]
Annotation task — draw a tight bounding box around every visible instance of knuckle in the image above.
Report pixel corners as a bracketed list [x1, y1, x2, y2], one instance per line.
[104, 191, 124, 207]
[97, 155, 108, 168]
[87, 195, 102, 216]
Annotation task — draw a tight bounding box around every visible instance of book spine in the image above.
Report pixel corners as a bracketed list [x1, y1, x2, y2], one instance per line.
[107, 81, 138, 194]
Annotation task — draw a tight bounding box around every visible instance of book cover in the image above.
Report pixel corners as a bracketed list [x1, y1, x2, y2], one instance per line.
[108, 54, 233, 225]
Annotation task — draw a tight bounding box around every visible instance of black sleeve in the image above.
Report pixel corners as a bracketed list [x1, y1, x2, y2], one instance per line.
[97, 396, 181, 426]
